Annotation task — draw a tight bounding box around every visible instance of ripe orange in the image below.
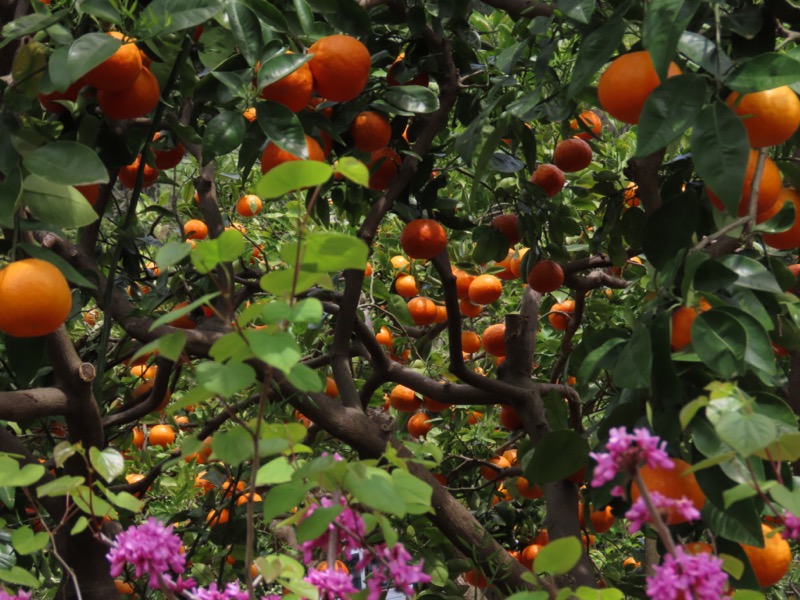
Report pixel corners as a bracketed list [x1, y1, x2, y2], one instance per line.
[184, 219, 208, 240]
[683, 541, 713, 555]
[394, 275, 419, 298]
[707, 149, 782, 216]
[400, 219, 448, 259]
[530, 163, 566, 197]
[623, 181, 640, 207]
[527, 260, 564, 293]
[579, 504, 615, 533]
[148, 424, 175, 448]
[351, 111, 392, 152]
[499, 405, 522, 430]
[424, 396, 451, 412]
[492, 484, 513, 505]
[118, 155, 159, 189]
[597, 51, 681, 124]
[462, 331, 482, 353]
[389, 384, 422, 412]
[757, 188, 800, 250]
[630, 458, 706, 524]
[481, 455, 511, 481]
[510, 249, 529, 278]
[408, 412, 433, 439]
[243, 106, 257, 122]
[221, 480, 246, 497]
[453, 268, 476, 299]
[464, 569, 488, 588]
[368, 147, 401, 190]
[307, 34, 371, 102]
[0, 259, 72, 338]
[97, 66, 160, 120]
[569, 110, 602, 140]
[670, 305, 698, 351]
[206, 508, 230, 526]
[726, 86, 800, 148]
[741, 524, 791, 588]
[318, 560, 350, 574]
[38, 80, 84, 114]
[553, 138, 593, 173]
[84, 31, 142, 92]
[130, 363, 157, 380]
[259, 55, 314, 112]
[152, 132, 185, 169]
[622, 556, 641, 569]
[491, 214, 521, 246]
[434, 304, 447, 323]
[459, 298, 482, 318]
[235, 194, 262, 217]
[494, 250, 517, 281]
[520, 544, 543, 569]
[132, 428, 145, 449]
[548, 299, 575, 331]
[517, 477, 544, 499]
[391, 254, 410, 271]
[260, 135, 325, 174]
[468, 411, 484, 424]
[364, 262, 374, 277]
[114, 580, 134, 595]
[236, 492, 263, 506]
[408, 296, 438, 326]
[168, 300, 197, 330]
[376, 326, 393, 346]
[468, 274, 503, 305]
[325, 376, 338, 398]
[482, 323, 506, 357]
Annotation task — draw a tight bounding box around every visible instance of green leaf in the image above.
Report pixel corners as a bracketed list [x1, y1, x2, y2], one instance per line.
[643, 0, 700, 81]
[190, 230, 247, 274]
[1, 12, 68, 49]
[296, 506, 344, 543]
[693, 260, 738, 292]
[256, 456, 294, 485]
[156, 241, 192, 269]
[567, 18, 627, 98]
[212, 426, 254, 466]
[262, 483, 308, 521]
[716, 410, 777, 457]
[769, 484, 800, 515]
[524, 430, 589, 484]
[720, 255, 782, 293]
[611, 324, 652, 389]
[255, 52, 313, 90]
[636, 74, 706, 157]
[52, 442, 77, 468]
[23, 175, 98, 228]
[577, 337, 627, 384]
[392, 469, 432, 515]
[287, 364, 324, 392]
[11, 526, 48, 555]
[196, 361, 256, 398]
[690, 102, 749, 215]
[385, 86, 440, 113]
[259, 267, 333, 296]
[0, 566, 40, 589]
[282, 232, 369, 272]
[727, 53, 800, 93]
[246, 330, 302, 374]
[88, 447, 125, 483]
[642, 194, 698, 270]
[730, 591, 765, 600]
[291, 298, 323, 323]
[202, 111, 246, 162]
[76, 0, 122, 23]
[131, 331, 186, 363]
[702, 499, 763, 545]
[17, 243, 97, 289]
[333, 156, 369, 188]
[36, 476, 84, 497]
[226, 1, 262, 66]
[141, 0, 224, 36]
[256, 100, 307, 158]
[557, 0, 595, 23]
[66, 33, 120, 83]
[691, 310, 747, 378]
[534, 537, 583, 575]
[714, 307, 777, 381]
[256, 160, 332, 199]
[722, 483, 760, 508]
[678, 32, 733, 78]
[344, 465, 405, 515]
[106, 490, 144, 513]
[0, 458, 44, 488]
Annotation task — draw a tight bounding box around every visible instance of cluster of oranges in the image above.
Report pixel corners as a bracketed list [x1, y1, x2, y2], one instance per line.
[530, 112, 598, 198]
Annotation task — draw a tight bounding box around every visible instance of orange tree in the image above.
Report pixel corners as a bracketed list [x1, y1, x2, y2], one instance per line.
[1, 0, 800, 598]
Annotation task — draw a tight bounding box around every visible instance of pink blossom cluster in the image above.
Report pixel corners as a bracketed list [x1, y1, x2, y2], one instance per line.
[358, 542, 432, 600]
[0, 589, 30, 600]
[189, 582, 249, 600]
[646, 546, 728, 600]
[625, 492, 701, 532]
[590, 427, 673, 493]
[305, 567, 358, 600]
[300, 496, 366, 563]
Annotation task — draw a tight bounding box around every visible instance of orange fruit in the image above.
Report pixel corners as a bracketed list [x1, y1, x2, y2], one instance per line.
[114, 580, 134, 595]
[630, 458, 706, 524]
[464, 569, 487, 588]
[758, 188, 800, 250]
[236, 492, 262, 506]
[84, 31, 142, 91]
[400, 219, 448, 260]
[519, 544, 543, 570]
[517, 477, 544, 499]
[364, 262, 374, 277]
[351, 111, 392, 152]
[132, 428, 145, 449]
[569, 110, 602, 140]
[499, 405, 522, 430]
[307, 35, 371, 102]
[459, 297, 482, 318]
[468, 274, 503, 305]
[407, 296, 438, 326]
[260, 135, 325, 174]
[481, 455, 511, 481]
[325, 376, 338, 398]
[530, 163, 566, 197]
[184, 219, 208, 240]
[548, 299, 575, 331]
[581, 505, 615, 533]
[670, 305, 698, 351]
[622, 556, 641, 569]
[423, 396, 451, 412]
[741, 524, 791, 588]
[152, 132, 185, 169]
[707, 149, 782, 216]
[597, 51, 681, 124]
[97, 66, 160, 120]
[130, 363, 157, 380]
[389, 384, 422, 412]
[394, 274, 419, 298]
[468, 411, 484, 424]
[259, 55, 314, 112]
[169, 300, 197, 329]
[482, 323, 506, 357]
[368, 147, 402, 190]
[492, 484, 513, 505]
[491, 213, 521, 246]
[726, 86, 800, 148]
[0, 259, 72, 338]
[376, 326, 393, 346]
[118, 155, 159, 189]
[453, 268, 476, 299]
[527, 260, 564, 293]
[38, 80, 83, 114]
[553, 138, 593, 173]
[148, 424, 175, 448]
[243, 106, 257, 122]
[307, 96, 333, 119]
[624, 181, 640, 207]
[434, 304, 447, 323]
[206, 508, 229, 526]
[83, 308, 100, 326]
[494, 250, 517, 281]
[391, 254, 410, 271]
[407, 412, 433, 439]
[221, 480, 246, 497]
[683, 541, 713, 555]
[461, 331, 482, 353]
[235, 194, 262, 217]
[318, 560, 350, 574]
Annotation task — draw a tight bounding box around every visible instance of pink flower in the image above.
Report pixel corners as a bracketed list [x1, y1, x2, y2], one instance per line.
[305, 567, 358, 600]
[783, 511, 800, 540]
[646, 546, 728, 600]
[190, 582, 249, 600]
[358, 542, 431, 600]
[0, 589, 31, 600]
[590, 427, 673, 490]
[300, 497, 366, 563]
[106, 518, 192, 591]
[625, 492, 701, 532]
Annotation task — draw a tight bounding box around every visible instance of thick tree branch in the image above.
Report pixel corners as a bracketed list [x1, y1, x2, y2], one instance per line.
[0, 388, 70, 421]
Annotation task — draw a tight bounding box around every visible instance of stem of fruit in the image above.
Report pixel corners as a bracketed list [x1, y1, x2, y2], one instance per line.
[632, 471, 678, 557]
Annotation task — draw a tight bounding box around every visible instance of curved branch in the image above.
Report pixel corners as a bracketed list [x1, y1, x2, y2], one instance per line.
[0, 388, 70, 421]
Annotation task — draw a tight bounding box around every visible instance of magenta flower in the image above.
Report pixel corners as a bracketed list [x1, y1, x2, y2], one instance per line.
[646, 546, 728, 600]
[0, 589, 31, 600]
[190, 582, 249, 600]
[305, 567, 358, 600]
[300, 496, 366, 563]
[106, 518, 191, 591]
[625, 492, 701, 532]
[590, 427, 673, 490]
[357, 542, 431, 600]
[783, 511, 800, 540]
